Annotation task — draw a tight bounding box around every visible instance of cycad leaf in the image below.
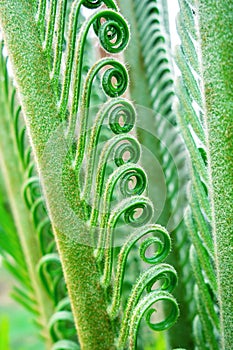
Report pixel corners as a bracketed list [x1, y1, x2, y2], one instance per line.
[175, 0, 219, 348]
[194, 1, 233, 348]
[0, 0, 179, 349]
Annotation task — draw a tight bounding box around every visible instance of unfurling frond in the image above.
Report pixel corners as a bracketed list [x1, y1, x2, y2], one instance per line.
[0, 0, 179, 349]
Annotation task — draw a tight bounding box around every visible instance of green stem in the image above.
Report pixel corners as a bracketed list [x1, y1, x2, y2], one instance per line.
[54, 226, 116, 350]
[197, 1, 233, 349]
[0, 2, 116, 349]
[0, 63, 54, 349]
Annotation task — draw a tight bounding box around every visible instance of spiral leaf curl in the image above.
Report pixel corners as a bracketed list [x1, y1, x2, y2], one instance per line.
[96, 195, 154, 266]
[73, 58, 129, 169]
[93, 11, 129, 53]
[61, 8, 129, 120]
[89, 134, 141, 228]
[37, 253, 64, 300]
[49, 310, 77, 342]
[99, 165, 148, 284]
[82, 0, 103, 9]
[127, 291, 179, 349]
[45, 10, 179, 347]
[116, 1, 194, 347]
[118, 274, 178, 349]
[108, 224, 171, 318]
[52, 340, 80, 350]
[82, 0, 117, 10]
[99, 164, 148, 232]
[36, 0, 122, 111]
[54, 2, 181, 342]
[82, 98, 136, 201]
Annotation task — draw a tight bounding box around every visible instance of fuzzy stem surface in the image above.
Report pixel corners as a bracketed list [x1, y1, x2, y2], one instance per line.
[197, 1, 233, 348]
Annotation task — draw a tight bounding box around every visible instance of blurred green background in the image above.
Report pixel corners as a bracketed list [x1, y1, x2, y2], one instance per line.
[0, 263, 44, 350]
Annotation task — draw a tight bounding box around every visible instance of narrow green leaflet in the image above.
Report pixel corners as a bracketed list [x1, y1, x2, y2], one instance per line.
[175, 0, 221, 349]
[0, 41, 79, 348]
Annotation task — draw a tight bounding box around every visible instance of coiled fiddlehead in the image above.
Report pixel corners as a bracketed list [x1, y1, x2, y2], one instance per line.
[66, 10, 130, 141]
[175, 0, 219, 348]
[49, 311, 77, 343]
[82, 98, 136, 202]
[127, 291, 179, 350]
[51, 340, 80, 350]
[118, 265, 178, 349]
[59, 1, 178, 346]
[108, 224, 171, 318]
[73, 58, 129, 170]
[50, 297, 80, 348]
[100, 195, 154, 286]
[89, 134, 141, 231]
[117, 0, 195, 347]
[38, 253, 66, 304]
[60, 7, 129, 123]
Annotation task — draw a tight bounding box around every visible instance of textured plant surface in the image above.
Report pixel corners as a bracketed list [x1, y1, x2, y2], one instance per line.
[0, 0, 232, 349]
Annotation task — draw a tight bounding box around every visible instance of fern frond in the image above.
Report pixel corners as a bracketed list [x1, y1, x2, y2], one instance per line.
[0, 1, 179, 348]
[175, 0, 220, 348]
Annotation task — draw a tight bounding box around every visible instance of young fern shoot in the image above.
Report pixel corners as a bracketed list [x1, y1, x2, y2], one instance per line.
[0, 1, 179, 349]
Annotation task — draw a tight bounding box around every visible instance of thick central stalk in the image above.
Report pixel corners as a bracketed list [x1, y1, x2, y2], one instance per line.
[197, 1, 233, 349]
